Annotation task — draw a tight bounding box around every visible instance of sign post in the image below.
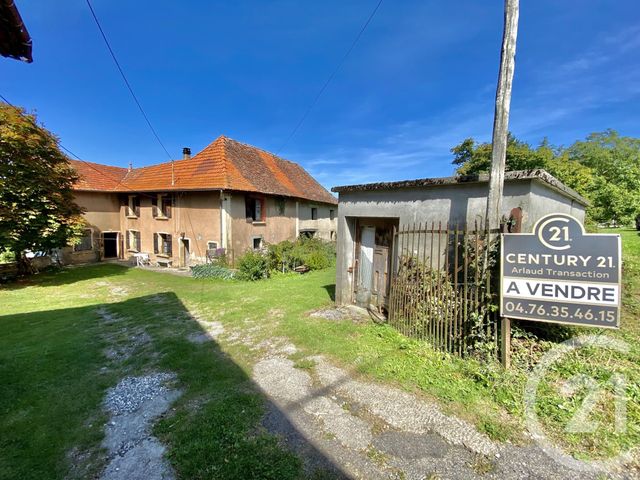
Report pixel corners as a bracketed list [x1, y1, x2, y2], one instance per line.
[500, 213, 622, 366]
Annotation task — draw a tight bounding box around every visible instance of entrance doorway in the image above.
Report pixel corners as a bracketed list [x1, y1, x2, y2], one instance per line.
[180, 238, 190, 267]
[353, 218, 398, 313]
[103, 232, 118, 258]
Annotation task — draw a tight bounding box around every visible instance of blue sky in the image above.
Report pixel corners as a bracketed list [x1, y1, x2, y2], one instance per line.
[3, 1, 639, 190]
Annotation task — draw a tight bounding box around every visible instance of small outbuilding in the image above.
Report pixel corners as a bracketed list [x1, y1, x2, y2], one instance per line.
[331, 169, 588, 311]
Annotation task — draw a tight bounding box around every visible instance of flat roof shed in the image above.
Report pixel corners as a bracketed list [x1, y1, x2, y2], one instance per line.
[330, 169, 589, 309]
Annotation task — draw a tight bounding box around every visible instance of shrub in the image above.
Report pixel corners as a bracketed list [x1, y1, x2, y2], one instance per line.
[0, 248, 14, 264]
[266, 237, 335, 273]
[237, 250, 270, 281]
[191, 263, 235, 280]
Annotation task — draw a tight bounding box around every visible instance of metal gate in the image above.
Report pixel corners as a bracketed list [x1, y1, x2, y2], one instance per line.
[388, 221, 501, 357]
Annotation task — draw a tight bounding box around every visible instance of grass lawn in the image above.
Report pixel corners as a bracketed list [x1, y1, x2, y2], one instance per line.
[0, 229, 638, 478]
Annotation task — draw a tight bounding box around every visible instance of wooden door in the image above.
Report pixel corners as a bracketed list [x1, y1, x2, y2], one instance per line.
[372, 246, 389, 310]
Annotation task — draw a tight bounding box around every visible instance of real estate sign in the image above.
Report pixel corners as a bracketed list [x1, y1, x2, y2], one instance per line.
[501, 213, 621, 328]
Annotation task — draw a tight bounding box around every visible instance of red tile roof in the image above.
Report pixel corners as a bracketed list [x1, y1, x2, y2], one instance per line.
[68, 159, 129, 191]
[70, 136, 337, 205]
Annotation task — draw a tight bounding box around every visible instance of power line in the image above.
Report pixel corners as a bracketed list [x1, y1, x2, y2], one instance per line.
[1, 93, 155, 197]
[85, 0, 172, 160]
[276, 0, 384, 155]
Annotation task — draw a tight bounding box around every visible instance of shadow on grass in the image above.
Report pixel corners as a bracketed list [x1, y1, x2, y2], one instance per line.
[322, 284, 336, 302]
[0, 291, 348, 480]
[0, 263, 129, 290]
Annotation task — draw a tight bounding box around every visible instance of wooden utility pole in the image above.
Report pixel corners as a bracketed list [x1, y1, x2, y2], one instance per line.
[486, 0, 519, 369]
[485, 0, 519, 231]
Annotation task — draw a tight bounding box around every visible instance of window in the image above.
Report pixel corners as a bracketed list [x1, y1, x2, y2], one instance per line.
[207, 241, 218, 251]
[127, 195, 140, 217]
[311, 207, 318, 220]
[152, 194, 172, 219]
[276, 197, 285, 215]
[151, 194, 172, 219]
[74, 229, 93, 252]
[127, 230, 141, 252]
[154, 233, 173, 257]
[330, 230, 336, 241]
[329, 209, 335, 221]
[252, 236, 263, 250]
[245, 196, 265, 222]
[300, 230, 316, 239]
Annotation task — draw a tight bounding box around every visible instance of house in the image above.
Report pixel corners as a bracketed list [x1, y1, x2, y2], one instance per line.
[330, 169, 589, 309]
[66, 135, 338, 267]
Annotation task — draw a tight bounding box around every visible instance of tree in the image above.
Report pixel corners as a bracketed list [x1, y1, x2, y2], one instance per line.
[566, 130, 640, 225]
[0, 103, 85, 274]
[452, 134, 549, 175]
[450, 130, 640, 225]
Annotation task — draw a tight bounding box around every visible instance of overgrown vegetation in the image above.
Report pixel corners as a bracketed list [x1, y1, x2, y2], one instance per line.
[236, 249, 271, 281]
[235, 237, 336, 281]
[0, 248, 13, 264]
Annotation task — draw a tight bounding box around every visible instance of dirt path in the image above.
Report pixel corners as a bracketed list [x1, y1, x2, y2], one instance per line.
[100, 374, 181, 480]
[221, 320, 631, 480]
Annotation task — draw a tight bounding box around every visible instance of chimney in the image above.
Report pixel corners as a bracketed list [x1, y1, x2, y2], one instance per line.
[182, 147, 191, 160]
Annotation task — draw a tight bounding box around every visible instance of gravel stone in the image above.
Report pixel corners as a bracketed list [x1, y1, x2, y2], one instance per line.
[104, 373, 176, 416]
[100, 372, 181, 480]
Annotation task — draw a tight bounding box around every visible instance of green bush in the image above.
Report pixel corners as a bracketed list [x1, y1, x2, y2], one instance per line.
[237, 250, 270, 281]
[266, 237, 335, 273]
[191, 263, 236, 280]
[0, 248, 14, 264]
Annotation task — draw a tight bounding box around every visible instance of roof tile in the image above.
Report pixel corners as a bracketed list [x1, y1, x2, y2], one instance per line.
[71, 136, 337, 205]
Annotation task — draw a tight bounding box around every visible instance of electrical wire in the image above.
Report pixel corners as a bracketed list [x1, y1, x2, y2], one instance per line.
[276, 0, 384, 155]
[85, 0, 172, 160]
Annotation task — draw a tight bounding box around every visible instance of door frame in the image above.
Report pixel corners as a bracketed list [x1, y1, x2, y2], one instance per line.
[102, 231, 120, 259]
[179, 237, 191, 267]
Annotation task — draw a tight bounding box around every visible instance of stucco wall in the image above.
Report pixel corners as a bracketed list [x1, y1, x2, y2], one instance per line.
[73, 190, 338, 267]
[334, 179, 587, 306]
[121, 191, 221, 266]
[336, 181, 535, 229]
[72, 191, 121, 263]
[230, 194, 297, 258]
[75, 191, 121, 232]
[527, 180, 586, 227]
[298, 201, 338, 241]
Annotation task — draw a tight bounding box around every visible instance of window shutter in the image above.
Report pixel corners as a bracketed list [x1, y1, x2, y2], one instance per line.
[245, 196, 252, 220]
[152, 196, 158, 218]
[153, 233, 158, 254]
[135, 231, 141, 250]
[260, 198, 266, 221]
[126, 230, 130, 250]
[134, 196, 141, 217]
[166, 235, 173, 256]
[165, 198, 172, 219]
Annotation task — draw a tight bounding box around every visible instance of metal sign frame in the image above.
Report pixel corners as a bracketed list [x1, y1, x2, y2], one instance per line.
[500, 213, 621, 329]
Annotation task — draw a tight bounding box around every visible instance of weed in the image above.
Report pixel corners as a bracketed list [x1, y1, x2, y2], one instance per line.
[469, 455, 495, 475]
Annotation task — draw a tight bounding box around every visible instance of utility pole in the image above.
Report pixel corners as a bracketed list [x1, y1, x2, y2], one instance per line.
[485, 0, 519, 369]
[485, 0, 519, 231]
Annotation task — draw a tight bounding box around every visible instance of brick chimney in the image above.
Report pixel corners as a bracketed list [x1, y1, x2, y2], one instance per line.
[182, 147, 191, 160]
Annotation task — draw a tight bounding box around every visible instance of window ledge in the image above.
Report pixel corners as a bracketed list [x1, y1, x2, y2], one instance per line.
[127, 249, 139, 253]
[155, 216, 169, 221]
[252, 221, 266, 226]
[126, 215, 138, 219]
[156, 254, 170, 258]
